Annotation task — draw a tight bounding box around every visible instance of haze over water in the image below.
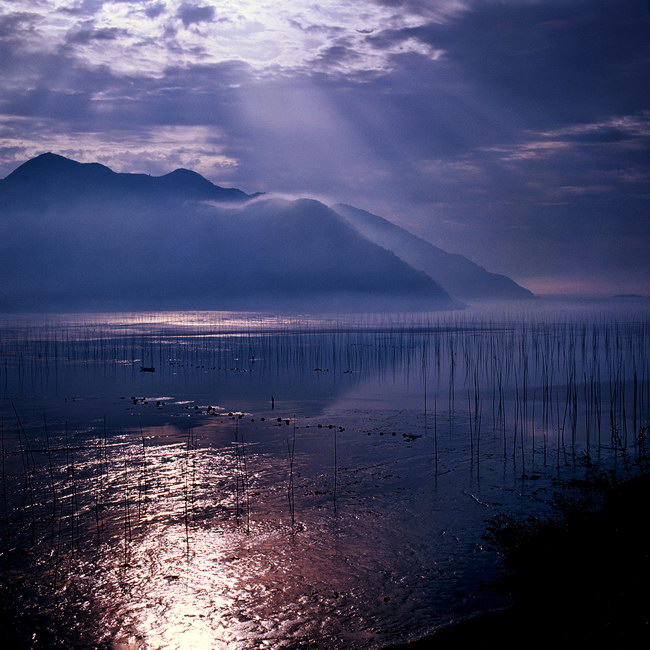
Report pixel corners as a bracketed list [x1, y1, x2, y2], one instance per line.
[1, 301, 648, 648]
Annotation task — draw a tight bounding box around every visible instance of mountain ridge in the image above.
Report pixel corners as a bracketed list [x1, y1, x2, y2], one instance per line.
[332, 203, 534, 300]
[0, 154, 457, 312]
[1, 152, 256, 204]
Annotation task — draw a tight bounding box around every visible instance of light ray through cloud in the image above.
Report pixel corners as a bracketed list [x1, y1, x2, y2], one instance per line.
[1, 0, 649, 294]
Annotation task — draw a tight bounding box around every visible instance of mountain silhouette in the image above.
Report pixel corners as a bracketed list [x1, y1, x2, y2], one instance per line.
[332, 203, 534, 300]
[0, 154, 456, 312]
[1, 153, 255, 206]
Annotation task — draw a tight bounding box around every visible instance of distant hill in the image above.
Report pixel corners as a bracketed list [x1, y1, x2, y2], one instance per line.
[332, 203, 534, 300]
[0, 152, 255, 206]
[0, 154, 455, 312]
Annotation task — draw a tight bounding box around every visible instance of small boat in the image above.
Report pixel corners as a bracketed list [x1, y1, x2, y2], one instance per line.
[140, 366, 156, 373]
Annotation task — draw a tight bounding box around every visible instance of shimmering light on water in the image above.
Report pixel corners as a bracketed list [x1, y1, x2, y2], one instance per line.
[0, 303, 648, 647]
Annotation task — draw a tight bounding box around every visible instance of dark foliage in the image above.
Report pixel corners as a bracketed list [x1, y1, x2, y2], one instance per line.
[484, 457, 650, 643]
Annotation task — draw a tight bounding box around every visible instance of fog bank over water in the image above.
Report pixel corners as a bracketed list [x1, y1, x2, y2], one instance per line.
[0, 154, 539, 313]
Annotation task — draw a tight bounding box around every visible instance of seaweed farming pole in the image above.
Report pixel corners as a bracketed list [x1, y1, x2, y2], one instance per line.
[468, 389, 474, 473]
[183, 422, 192, 556]
[426, 392, 436, 481]
[12, 402, 35, 472]
[12, 403, 36, 540]
[241, 422, 251, 535]
[234, 422, 241, 529]
[0, 416, 9, 548]
[69, 447, 78, 557]
[234, 419, 251, 534]
[287, 416, 296, 532]
[472, 360, 478, 469]
[333, 422, 338, 515]
[94, 421, 105, 544]
[422, 338, 428, 439]
[139, 422, 148, 522]
[448, 337, 456, 419]
[43, 414, 57, 519]
[123, 446, 132, 567]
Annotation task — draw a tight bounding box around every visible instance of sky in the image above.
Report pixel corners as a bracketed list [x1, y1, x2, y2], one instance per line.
[1, 0, 649, 295]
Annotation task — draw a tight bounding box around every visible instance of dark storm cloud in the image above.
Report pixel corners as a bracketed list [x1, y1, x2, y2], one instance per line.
[286, 18, 344, 36]
[176, 3, 216, 28]
[0, 11, 43, 64]
[59, 0, 109, 17]
[312, 1, 649, 285]
[0, 58, 251, 133]
[0, 11, 40, 38]
[3, 87, 93, 120]
[371, 0, 650, 126]
[145, 2, 167, 19]
[89, 60, 252, 126]
[369, 0, 455, 18]
[313, 43, 361, 68]
[66, 24, 127, 44]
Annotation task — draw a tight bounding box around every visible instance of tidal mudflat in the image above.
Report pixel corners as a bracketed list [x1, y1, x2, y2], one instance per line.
[1, 302, 648, 648]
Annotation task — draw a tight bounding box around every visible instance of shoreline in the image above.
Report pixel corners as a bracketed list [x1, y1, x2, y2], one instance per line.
[383, 604, 647, 648]
[382, 608, 518, 649]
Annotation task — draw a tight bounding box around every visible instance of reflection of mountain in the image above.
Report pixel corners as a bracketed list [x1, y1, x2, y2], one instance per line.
[332, 204, 534, 300]
[0, 154, 455, 312]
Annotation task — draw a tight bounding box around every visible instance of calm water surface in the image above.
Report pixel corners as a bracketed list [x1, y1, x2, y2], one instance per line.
[1, 304, 648, 648]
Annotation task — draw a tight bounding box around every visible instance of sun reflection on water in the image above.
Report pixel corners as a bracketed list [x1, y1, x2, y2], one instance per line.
[106, 526, 242, 650]
[1, 308, 647, 648]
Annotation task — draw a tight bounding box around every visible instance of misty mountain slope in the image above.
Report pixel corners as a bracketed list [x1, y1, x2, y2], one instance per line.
[0, 155, 457, 312]
[332, 203, 534, 300]
[221, 198, 453, 295]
